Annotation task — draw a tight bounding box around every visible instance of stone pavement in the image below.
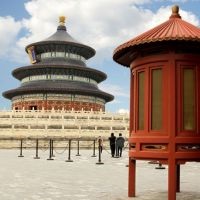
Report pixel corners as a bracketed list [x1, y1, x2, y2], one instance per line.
[0, 149, 199, 200]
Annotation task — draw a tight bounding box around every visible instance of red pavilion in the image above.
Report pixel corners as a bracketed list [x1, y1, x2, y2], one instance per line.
[113, 5, 200, 200]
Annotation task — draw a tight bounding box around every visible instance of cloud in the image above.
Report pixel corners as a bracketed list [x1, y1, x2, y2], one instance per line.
[146, 5, 199, 28]
[0, 0, 199, 64]
[18, 0, 155, 54]
[21, 0, 199, 48]
[117, 109, 130, 114]
[154, 0, 189, 2]
[0, 16, 22, 57]
[99, 83, 129, 98]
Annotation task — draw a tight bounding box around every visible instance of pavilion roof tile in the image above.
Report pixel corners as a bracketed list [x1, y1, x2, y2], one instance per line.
[113, 5, 200, 66]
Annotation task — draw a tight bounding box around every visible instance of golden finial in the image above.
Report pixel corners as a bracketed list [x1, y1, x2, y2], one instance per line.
[59, 16, 66, 26]
[170, 5, 181, 19]
[172, 5, 179, 14]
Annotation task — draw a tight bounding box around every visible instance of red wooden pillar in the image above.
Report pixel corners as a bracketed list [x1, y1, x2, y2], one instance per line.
[128, 158, 136, 197]
[168, 51, 177, 200]
[168, 158, 177, 200]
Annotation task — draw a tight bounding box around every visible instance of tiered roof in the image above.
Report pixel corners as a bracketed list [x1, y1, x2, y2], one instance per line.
[3, 16, 114, 103]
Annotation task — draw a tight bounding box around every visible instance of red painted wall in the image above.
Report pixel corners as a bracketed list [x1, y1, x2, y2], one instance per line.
[12, 100, 105, 111]
[129, 52, 200, 161]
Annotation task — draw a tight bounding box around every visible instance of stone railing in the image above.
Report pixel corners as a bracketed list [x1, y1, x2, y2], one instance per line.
[0, 109, 129, 139]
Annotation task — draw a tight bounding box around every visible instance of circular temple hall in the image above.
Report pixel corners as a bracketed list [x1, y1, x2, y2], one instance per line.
[3, 16, 113, 111]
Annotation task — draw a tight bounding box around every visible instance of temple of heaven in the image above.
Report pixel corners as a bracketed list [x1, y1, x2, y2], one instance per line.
[113, 5, 200, 200]
[3, 16, 113, 111]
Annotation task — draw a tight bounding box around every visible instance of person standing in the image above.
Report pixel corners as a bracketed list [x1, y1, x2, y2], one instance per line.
[97, 136, 103, 153]
[116, 133, 125, 157]
[108, 133, 116, 157]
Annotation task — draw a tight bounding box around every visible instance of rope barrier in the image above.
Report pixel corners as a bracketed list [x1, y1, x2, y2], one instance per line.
[88, 142, 95, 147]
[54, 144, 69, 154]
[103, 141, 129, 155]
[124, 141, 129, 148]
[102, 146, 111, 155]
[40, 146, 49, 152]
[123, 142, 129, 152]
[15, 138, 130, 162]
[39, 142, 49, 152]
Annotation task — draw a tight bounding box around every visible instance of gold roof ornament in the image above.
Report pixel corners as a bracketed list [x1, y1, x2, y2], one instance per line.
[170, 5, 181, 18]
[59, 16, 66, 26]
[172, 5, 179, 14]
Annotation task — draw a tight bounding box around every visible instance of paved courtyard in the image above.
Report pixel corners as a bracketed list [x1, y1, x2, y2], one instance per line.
[0, 148, 199, 200]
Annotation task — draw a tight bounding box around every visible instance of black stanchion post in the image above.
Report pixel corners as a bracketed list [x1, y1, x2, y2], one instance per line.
[66, 139, 73, 162]
[76, 139, 81, 156]
[47, 139, 54, 160]
[34, 139, 40, 159]
[96, 138, 104, 165]
[155, 162, 165, 169]
[91, 139, 97, 157]
[148, 160, 159, 164]
[51, 139, 55, 157]
[18, 139, 24, 157]
[176, 164, 180, 193]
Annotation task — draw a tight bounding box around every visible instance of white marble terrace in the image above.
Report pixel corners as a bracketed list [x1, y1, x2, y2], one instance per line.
[0, 109, 129, 142]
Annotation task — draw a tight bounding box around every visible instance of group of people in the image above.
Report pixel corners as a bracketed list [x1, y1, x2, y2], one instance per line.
[108, 133, 125, 157]
[97, 133, 125, 157]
